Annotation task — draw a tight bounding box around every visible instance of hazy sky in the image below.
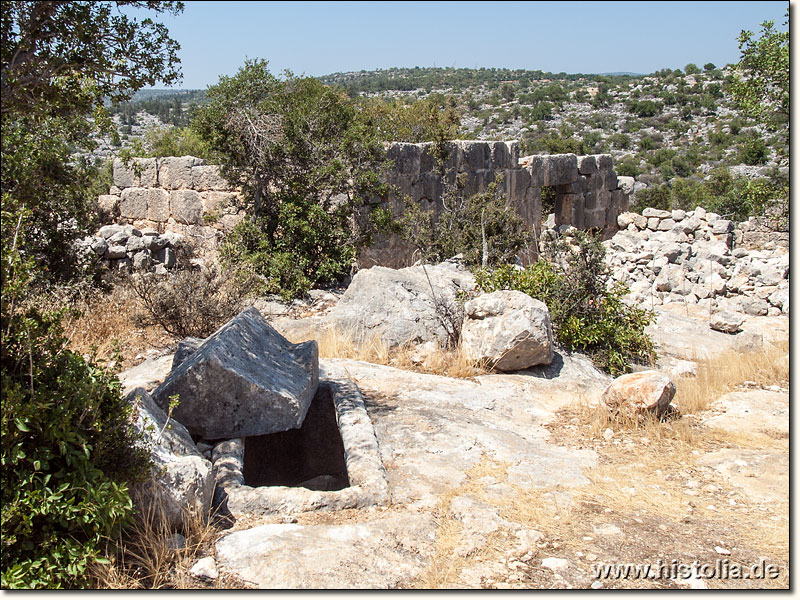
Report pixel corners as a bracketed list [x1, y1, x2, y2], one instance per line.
[143, 1, 789, 89]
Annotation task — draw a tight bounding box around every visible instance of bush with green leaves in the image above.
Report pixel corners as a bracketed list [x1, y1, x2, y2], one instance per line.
[400, 171, 534, 269]
[476, 232, 655, 376]
[192, 59, 393, 298]
[2, 213, 149, 588]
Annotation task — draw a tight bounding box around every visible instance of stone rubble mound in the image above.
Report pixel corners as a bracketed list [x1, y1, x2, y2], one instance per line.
[603, 206, 789, 317]
[78, 223, 184, 273]
[152, 307, 319, 439]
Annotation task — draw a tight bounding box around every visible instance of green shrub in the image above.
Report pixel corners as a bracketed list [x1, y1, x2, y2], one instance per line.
[142, 126, 217, 162]
[1, 219, 148, 588]
[476, 232, 655, 375]
[738, 135, 769, 165]
[631, 184, 671, 213]
[401, 175, 533, 269]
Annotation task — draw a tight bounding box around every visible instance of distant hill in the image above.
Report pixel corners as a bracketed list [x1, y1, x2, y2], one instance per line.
[317, 67, 640, 95]
[131, 88, 205, 102]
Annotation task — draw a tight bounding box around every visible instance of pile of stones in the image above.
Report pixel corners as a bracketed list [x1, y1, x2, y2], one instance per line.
[78, 224, 185, 273]
[603, 206, 789, 316]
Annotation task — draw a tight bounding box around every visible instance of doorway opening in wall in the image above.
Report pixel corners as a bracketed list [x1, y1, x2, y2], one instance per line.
[542, 186, 557, 222]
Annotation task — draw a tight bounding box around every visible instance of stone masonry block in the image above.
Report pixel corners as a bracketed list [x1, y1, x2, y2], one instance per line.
[119, 187, 149, 220]
[525, 155, 545, 188]
[146, 188, 170, 222]
[386, 142, 422, 176]
[170, 190, 204, 224]
[458, 140, 490, 172]
[577, 155, 598, 175]
[541, 154, 578, 187]
[159, 156, 204, 190]
[192, 165, 230, 191]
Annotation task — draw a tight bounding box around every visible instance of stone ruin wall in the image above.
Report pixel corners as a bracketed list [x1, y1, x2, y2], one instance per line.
[363, 141, 630, 267]
[101, 142, 632, 265]
[99, 156, 245, 254]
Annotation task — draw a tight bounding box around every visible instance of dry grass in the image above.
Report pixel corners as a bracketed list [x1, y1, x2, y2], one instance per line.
[414, 456, 511, 588]
[63, 281, 176, 370]
[297, 325, 488, 379]
[672, 340, 789, 415]
[91, 504, 238, 589]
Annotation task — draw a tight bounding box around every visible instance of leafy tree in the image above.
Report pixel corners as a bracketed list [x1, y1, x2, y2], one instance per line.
[703, 62, 716, 71]
[729, 11, 789, 141]
[400, 174, 533, 270]
[359, 94, 461, 143]
[193, 60, 393, 297]
[1, 1, 182, 588]
[684, 63, 700, 75]
[1, 2, 182, 118]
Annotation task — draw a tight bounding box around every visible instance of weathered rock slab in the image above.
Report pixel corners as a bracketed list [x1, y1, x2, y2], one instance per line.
[215, 514, 437, 588]
[324, 260, 475, 348]
[129, 388, 213, 530]
[152, 307, 318, 439]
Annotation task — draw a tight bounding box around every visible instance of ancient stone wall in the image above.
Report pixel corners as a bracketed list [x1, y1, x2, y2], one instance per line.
[101, 156, 244, 253]
[101, 144, 632, 264]
[366, 141, 631, 267]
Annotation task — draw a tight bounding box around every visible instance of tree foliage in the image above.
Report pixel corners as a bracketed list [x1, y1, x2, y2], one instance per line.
[1, 1, 182, 588]
[729, 11, 789, 142]
[1, 1, 183, 118]
[193, 60, 393, 297]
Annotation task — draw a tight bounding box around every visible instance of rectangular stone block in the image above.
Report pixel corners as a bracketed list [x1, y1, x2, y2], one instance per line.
[159, 156, 204, 190]
[525, 155, 545, 188]
[584, 208, 607, 229]
[113, 159, 137, 188]
[611, 189, 628, 213]
[541, 154, 578, 187]
[419, 143, 436, 173]
[152, 307, 319, 439]
[506, 141, 520, 168]
[386, 142, 422, 176]
[505, 168, 531, 205]
[146, 188, 170, 222]
[138, 158, 159, 187]
[202, 191, 240, 215]
[192, 165, 230, 191]
[554, 193, 584, 228]
[489, 141, 510, 169]
[595, 154, 613, 171]
[120, 187, 149, 220]
[113, 158, 158, 188]
[585, 173, 604, 192]
[170, 189, 204, 224]
[602, 170, 618, 191]
[459, 140, 490, 171]
[596, 190, 613, 210]
[557, 178, 587, 195]
[577, 155, 598, 175]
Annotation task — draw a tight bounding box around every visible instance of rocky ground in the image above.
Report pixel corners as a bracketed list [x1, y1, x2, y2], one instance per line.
[118, 282, 789, 589]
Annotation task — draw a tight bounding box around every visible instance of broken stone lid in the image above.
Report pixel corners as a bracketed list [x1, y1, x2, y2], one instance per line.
[153, 307, 318, 439]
